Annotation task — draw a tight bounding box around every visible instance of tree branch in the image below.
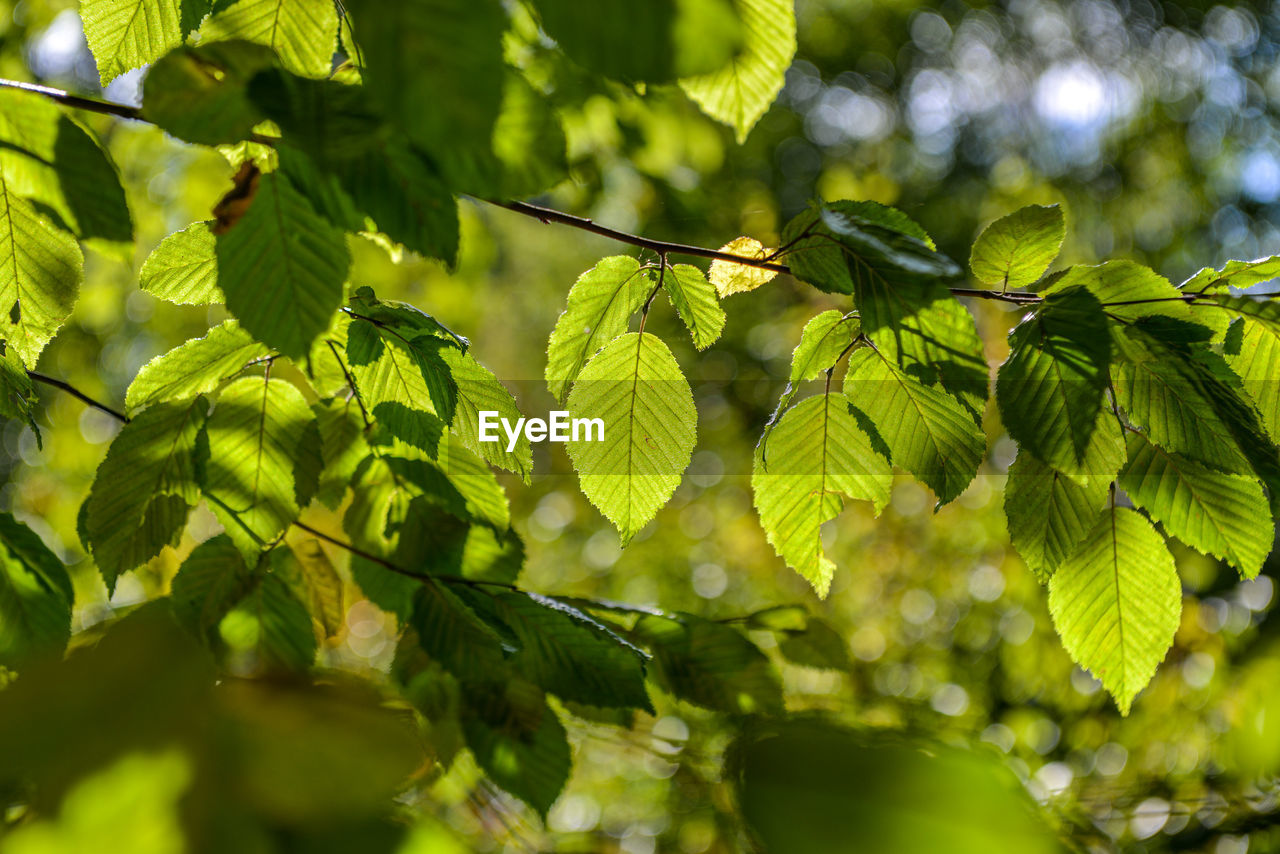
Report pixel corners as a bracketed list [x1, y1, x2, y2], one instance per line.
[0, 78, 1050, 307]
[27, 371, 129, 423]
[0, 78, 141, 121]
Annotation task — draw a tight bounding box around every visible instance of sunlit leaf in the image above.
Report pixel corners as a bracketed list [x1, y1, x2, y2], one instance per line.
[1048, 505, 1181, 715]
[680, 0, 796, 142]
[545, 256, 652, 404]
[1120, 431, 1273, 579]
[969, 204, 1064, 290]
[752, 393, 891, 596]
[566, 333, 697, 545]
[709, 236, 777, 297]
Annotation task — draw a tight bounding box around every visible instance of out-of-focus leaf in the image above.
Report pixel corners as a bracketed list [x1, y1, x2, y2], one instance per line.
[680, 0, 796, 142]
[0, 512, 72, 666]
[736, 721, 1064, 854]
[634, 613, 782, 714]
[458, 678, 570, 818]
[143, 41, 276, 145]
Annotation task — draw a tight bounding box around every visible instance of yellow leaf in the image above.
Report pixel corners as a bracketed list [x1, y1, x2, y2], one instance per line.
[709, 237, 778, 298]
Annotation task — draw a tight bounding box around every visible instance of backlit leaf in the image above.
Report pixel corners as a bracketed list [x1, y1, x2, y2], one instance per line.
[566, 333, 697, 545]
[1048, 505, 1181, 714]
[969, 204, 1064, 290]
[752, 393, 891, 596]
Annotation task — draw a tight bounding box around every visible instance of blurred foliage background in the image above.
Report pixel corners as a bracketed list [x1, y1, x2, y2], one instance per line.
[2, 0, 1280, 851]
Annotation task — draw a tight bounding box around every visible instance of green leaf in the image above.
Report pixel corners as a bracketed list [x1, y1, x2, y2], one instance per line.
[996, 287, 1111, 477]
[760, 310, 859, 454]
[787, 310, 860, 385]
[545, 256, 653, 404]
[233, 571, 317, 671]
[844, 346, 986, 504]
[1120, 431, 1273, 579]
[1111, 323, 1254, 473]
[126, 320, 267, 415]
[0, 512, 72, 666]
[455, 587, 651, 711]
[1182, 256, 1280, 294]
[215, 169, 350, 358]
[313, 397, 369, 509]
[777, 618, 850, 671]
[143, 41, 277, 145]
[201, 0, 338, 78]
[0, 168, 84, 366]
[0, 342, 39, 442]
[488, 72, 569, 197]
[1047, 505, 1181, 715]
[533, 0, 741, 81]
[407, 577, 508, 673]
[0, 89, 133, 259]
[346, 0, 505, 182]
[169, 534, 252, 643]
[347, 287, 467, 350]
[968, 204, 1064, 290]
[80, 0, 206, 85]
[1219, 297, 1280, 443]
[634, 613, 783, 714]
[752, 393, 892, 596]
[345, 318, 451, 453]
[1004, 419, 1123, 582]
[200, 377, 317, 557]
[458, 678, 570, 818]
[664, 263, 725, 350]
[737, 722, 1064, 854]
[566, 333, 697, 545]
[139, 222, 222, 305]
[780, 201, 955, 296]
[274, 539, 345, 637]
[443, 347, 533, 480]
[1044, 261, 1201, 326]
[435, 435, 510, 531]
[331, 138, 459, 265]
[84, 398, 207, 590]
[777, 204, 991, 420]
[680, 0, 796, 142]
[460, 526, 523, 585]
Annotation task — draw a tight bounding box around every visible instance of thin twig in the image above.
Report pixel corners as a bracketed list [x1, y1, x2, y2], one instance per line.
[27, 371, 129, 423]
[290, 519, 521, 591]
[0, 78, 141, 120]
